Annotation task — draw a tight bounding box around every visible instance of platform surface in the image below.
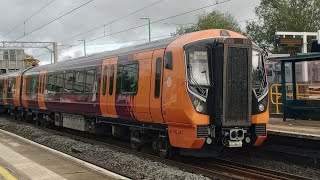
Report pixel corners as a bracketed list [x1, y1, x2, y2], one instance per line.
[267, 117, 320, 140]
[0, 130, 126, 180]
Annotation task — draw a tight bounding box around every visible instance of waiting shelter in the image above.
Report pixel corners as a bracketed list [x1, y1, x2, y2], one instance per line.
[268, 53, 320, 121]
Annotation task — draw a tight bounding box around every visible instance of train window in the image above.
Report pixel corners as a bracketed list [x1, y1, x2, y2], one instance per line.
[0, 79, 3, 95]
[155, 58, 162, 98]
[165, 51, 173, 70]
[30, 76, 38, 94]
[47, 75, 53, 91]
[74, 70, 85, 93]
[56, 73, 64, 93]
[109, 65, 114, 95]
[7, 79, 14, 94]
[26, 76, 32, 93]
[121, 62, 139, 94]
[64, 72, 74, 93]
[85, 69, 96, 93]
[102, 66, 107, 95]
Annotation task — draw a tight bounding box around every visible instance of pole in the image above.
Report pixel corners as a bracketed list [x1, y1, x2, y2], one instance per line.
[148, 18, 151, 42]
[53, 42, 58, 63]
[83, 40, 86, 56]
[302, 33, 308, 82]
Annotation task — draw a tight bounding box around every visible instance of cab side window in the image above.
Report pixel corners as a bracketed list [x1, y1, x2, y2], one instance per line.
[165, 51, 173, 70]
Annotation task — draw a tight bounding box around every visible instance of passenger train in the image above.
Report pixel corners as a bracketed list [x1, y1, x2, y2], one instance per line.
[0, 29, 269, 157]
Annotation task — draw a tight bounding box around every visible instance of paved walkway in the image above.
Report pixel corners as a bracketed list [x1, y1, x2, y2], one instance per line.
[0, 129, 128, 180]
[267, 117, 320, 140]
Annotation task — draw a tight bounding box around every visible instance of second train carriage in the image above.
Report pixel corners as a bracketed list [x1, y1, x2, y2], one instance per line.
[0, 29, 269, 157]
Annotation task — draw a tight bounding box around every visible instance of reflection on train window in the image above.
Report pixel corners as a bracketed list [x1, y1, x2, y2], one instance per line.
[155, 58, 162, 98]
[32, 76, 38, 93]
[165, 51, 173, 70]
[109, 65, 114, 95]
[85, 69, 96, 93]
[47, 75, 55, 92]
[74, 70, 85, 93]
[64, 72, 74, 93]
[118, 62, 139, 94]
[56, 73, 64, 93]
[7, 79, 15, 94]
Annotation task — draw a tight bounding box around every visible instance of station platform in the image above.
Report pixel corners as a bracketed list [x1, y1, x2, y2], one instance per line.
[267, 117, 320, 140]
[0, 129, 128, 180]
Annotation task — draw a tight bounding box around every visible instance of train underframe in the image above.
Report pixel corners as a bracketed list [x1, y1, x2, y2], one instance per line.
[2, 105, 265, 158]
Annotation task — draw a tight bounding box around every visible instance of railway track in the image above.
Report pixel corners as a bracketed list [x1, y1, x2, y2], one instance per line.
[0, 115, 313, 180]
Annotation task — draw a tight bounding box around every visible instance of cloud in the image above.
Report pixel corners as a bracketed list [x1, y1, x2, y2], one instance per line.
[0, 0, 260, 64]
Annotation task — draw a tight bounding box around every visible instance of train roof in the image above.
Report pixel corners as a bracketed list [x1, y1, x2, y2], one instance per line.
[26, 36, 180, 74]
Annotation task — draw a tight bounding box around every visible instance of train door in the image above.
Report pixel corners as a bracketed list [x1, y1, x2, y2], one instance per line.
[100, 58, 110, 116]
[161, 47, 185, 124]
[38, 71, 46, 109]
[13, 73, 22, 107]
[150, 49, 165, 123]
[22, 74, 28, 107]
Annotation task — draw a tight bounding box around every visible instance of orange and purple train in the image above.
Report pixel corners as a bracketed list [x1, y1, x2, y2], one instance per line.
[0, 29, 269, 157]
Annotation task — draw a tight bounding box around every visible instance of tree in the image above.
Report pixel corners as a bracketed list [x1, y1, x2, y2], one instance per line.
[25, 54, 39, 67]
[172, 10, 241, 36]
[246, 0, 320, 53]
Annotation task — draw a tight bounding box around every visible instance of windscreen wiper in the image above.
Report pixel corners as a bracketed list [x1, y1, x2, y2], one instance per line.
[187, 64, 206, 96]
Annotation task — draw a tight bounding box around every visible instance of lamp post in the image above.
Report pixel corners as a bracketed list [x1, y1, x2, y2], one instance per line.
[78, 40, 86, 56]
[140, 17, 151, 42]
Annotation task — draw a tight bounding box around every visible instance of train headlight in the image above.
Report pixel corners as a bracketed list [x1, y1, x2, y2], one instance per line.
[195, 101, 204, 112]
[189, 93, 207, 114]
[259, 104, 265, 112]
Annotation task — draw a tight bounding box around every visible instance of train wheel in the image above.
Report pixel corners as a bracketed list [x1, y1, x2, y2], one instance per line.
[158, 137, 173, 158]
[130, 130, 142, 151]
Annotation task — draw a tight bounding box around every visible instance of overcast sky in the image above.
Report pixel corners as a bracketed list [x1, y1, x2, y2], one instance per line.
[0, 0, 260, 65]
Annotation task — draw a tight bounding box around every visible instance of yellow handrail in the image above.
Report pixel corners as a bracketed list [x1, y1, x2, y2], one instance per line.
[269, 83, 320, 114]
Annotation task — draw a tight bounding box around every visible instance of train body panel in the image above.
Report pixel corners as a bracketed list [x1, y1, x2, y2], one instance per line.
[0, 29, 270, 156]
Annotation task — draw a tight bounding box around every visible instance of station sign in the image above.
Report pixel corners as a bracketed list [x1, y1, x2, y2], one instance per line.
[275, 37, 303, 47]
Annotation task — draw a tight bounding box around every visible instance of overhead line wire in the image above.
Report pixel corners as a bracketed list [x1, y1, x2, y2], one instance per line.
[14, 0, 93, 41]
[60, 0, 163, 43]
[81, 0, 232, 44]
[1, 0, 56, 38]
[34, 0, 232, 58]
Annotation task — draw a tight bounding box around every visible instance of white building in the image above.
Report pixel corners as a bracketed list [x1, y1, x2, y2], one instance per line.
[0, 49, 26, 74]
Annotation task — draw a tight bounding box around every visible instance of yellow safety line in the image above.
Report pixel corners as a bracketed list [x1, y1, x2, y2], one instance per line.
[0, 166, 18, 180]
